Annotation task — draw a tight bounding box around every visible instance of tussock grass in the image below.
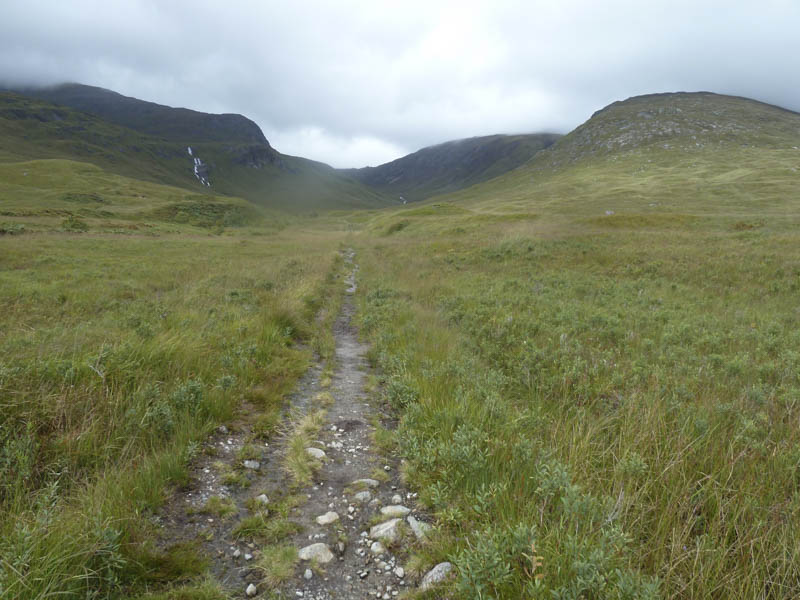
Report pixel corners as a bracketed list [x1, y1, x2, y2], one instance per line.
[353, 183, 800, 598]
[192, 496, 237, 519]
[283, 410, 327, 487]
[232, 513, 302, 543]
[131, 578, 230, 600]
[0, 224, 346, 597]
[256, 544, 298, 587]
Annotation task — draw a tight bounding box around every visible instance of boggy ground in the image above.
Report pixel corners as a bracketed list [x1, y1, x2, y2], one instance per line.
[158, 250, 435, 599]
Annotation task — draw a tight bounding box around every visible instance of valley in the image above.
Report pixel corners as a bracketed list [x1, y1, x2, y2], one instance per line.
[1, 87, 800, 599]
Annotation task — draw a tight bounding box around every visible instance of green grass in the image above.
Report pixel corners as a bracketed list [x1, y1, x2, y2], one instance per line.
[256, 544, 298, 587]
[192, 496, 237, 519]
[131, 579, 230, 600]
[344, 95, 800, 597]
[284, 410, 327, 487]
[0, 91, 391, 212]
[0, 219, 346, 598]
[4, 89, 800, 599]
[352, 201, 800, 597]
[0, 158, 277, 233]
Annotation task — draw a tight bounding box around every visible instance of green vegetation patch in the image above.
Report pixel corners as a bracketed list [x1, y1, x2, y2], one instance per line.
[0, 228, 345, 598]
[149, 197, 259, 228]
[60, 191, 109, 204]
[353, 200, 800, 598]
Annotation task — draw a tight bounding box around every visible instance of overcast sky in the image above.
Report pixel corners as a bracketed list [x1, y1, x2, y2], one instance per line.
[2, 0, 799, 168]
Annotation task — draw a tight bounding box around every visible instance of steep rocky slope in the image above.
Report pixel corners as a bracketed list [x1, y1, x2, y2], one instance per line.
[343, 133, 560, 202]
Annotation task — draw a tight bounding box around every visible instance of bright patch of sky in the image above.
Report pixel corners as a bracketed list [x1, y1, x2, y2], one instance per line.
[1, 0, 798, 167]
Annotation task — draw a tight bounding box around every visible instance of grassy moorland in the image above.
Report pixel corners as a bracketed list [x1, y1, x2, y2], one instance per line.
[355, 216, 800, 598]
[349, 97, 800, 598]
[3, 90, 800, 599]
[0, 174, 348, 597]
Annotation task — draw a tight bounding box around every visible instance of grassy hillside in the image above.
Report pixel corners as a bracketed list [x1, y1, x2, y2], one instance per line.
[342, 133, 560, 202]
[435, 92, 800, 217]
[344, 92, 800, 599]
[13, 83, 268, 144]
[4, 90, 800, 599]
[0, 90, 390, 212]
[0, 158, 282, 234]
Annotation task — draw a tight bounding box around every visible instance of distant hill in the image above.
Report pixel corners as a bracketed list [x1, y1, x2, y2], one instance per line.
[341, 133, 560, 202]
[529, 91, 800, 173]
[12, 83, 267, 144]
[430, 91, 800, 219]
[0, 85, 390, 211]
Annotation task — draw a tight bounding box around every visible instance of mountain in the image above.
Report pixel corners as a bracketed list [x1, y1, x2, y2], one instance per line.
[431, 92, 800, 218]
[341, 133, 560, 202]
[529, 91, 800, 172]
[1, 84, 390, 211]
[14, 83, 268, 144]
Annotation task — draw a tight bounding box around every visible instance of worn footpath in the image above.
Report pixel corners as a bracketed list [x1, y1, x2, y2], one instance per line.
[156, 250, 450, 598]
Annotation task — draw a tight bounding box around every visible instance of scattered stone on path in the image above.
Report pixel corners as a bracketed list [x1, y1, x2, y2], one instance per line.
[255, 493, 269, 505]
[243, 460, 260, 470]
[217, 425, 229, 434]
[352, 478, 379, 488]
[316, 511, 340, 525]
[370, 541, 386, 555]
[407, 515, 432, 540]
[298, 543, 335, 563]
[394, 566, 405, 578]
[354, 490, 372, 503]
[369, 518, 402, 543]
[380, 505, 411, 518]
[304, 568, 313, 580]
[233, 548, 241, 558]
[391, 494, 402, 504]
[421, 562, 453, 590]
[245, 583, 257, 597]
[306, 447, 326, 460]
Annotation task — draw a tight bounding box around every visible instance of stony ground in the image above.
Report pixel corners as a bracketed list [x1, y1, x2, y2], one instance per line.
[156, 250, 451, 598]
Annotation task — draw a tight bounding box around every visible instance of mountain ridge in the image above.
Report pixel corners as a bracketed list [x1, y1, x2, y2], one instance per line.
[0, 86, 391, 211]
[7, 82, 269, 145]
[341, 132, 560, 202]
[427, 91, 800, 219]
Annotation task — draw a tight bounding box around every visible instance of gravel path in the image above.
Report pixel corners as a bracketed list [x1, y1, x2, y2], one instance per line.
[156, 250, 435, 598]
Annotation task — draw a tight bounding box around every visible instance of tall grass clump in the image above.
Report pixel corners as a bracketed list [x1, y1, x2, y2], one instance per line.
[353, 210, 800, 598]
[0, 227, 344, 598]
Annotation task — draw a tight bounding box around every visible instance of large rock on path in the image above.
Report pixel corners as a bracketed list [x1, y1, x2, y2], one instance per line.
[298, 543, 334, 563]
[369, 518, 403, 543]
[380, 505, 411, 518]
[316, 511, 340, 525]
[407, 515, 432, 539]
[352, 478, 379, 488]
[306, 447, 326, 460]
[421, 562, 453, 590]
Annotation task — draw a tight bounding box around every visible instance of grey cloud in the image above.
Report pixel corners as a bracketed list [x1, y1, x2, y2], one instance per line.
[1, 0, 799, 167]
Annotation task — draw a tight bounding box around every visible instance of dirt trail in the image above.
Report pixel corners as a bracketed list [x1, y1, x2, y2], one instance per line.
[156, 250, 431, 598]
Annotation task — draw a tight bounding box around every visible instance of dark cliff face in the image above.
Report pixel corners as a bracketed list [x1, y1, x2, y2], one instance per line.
[7, 83, 269, 145]
[229, 143, 284, 169]
[342, 133, 561, 202]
